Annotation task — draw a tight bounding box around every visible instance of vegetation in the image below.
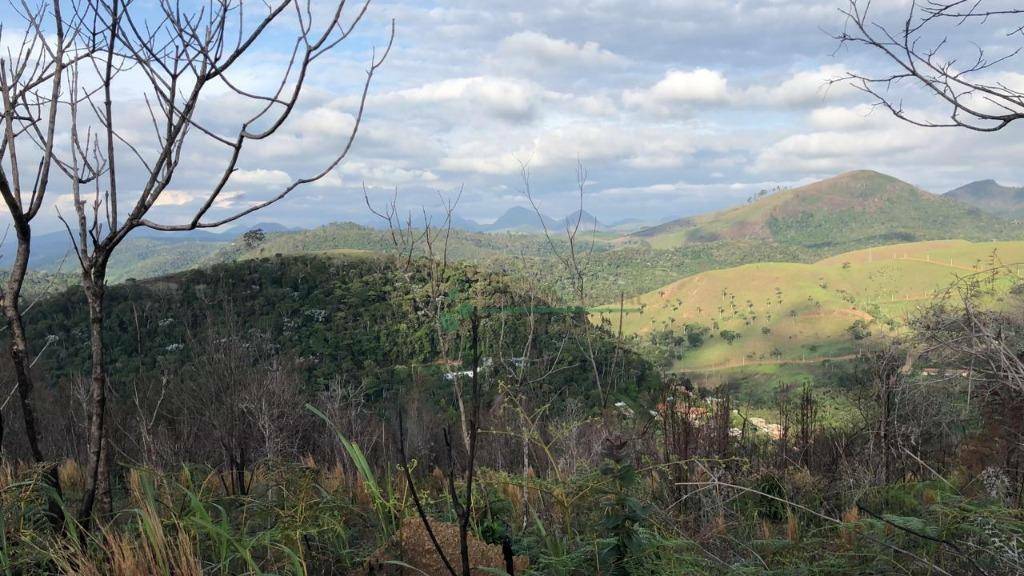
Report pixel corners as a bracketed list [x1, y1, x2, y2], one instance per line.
[28, 254, 656, 410]
[2, 0, 1024, 572]
[633, 171, 1024, 250]
[596, 239, 1024, 371]
[17, 172, 1024, 310]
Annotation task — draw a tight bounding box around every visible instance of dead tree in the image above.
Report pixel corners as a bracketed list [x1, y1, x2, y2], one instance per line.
[522, 161, 609, 406]
[836, 0, 1024, 131]
[0, 0, 101, 526]
[398, 308, 488, 576]
[6, 0, 393, 527]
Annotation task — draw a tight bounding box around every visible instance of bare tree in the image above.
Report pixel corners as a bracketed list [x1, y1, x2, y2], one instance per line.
[0, 0, 98, 525]
[521, 161, 609, 406]
[2, 0, 393, 527]
[836, 0, 1024, 131]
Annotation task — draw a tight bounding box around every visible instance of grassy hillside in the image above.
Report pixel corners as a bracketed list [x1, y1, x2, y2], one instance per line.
[594, 239, 1024, 371]
[633, 170, 1022, 250]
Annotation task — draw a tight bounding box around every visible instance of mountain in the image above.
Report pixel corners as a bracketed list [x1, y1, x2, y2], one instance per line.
[225, 222, 304, 236]
[482, 207, 608, 233]
[562, 209, 604, 231]
[633, 170, 1022, 250]
[484, 206, 560, 232]
[606, 217, 661, 233]
[946, 179, 1024, 219]
[0, 222, 305, 277]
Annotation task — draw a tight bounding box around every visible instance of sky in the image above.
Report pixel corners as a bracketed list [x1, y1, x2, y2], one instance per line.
[4, 0, 1024, 233]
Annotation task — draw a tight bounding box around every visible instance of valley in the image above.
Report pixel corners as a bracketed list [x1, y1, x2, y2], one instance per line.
[4, 1, 1024, 572]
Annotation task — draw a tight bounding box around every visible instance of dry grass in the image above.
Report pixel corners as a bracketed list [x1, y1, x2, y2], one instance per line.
[360, 516, 528, 575]
[58, 459, 84, 494]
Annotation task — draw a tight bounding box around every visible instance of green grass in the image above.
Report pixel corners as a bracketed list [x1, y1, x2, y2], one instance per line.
[595, 239, 1024, 371]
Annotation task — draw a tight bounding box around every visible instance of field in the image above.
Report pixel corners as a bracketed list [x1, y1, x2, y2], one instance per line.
[593, 239, 1024, 371]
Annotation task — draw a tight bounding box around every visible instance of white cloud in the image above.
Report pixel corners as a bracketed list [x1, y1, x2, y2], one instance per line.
[623, 69, 730, 112]
[232, 169, 293, 187]
[17, 0, 1024, 232]
[743, 65, 856, 107]
[808, 105, 879, 131]
[153, 190, 197, 207]
[213, 191, 247, 209]
[341, 161, 441, 186]
[622, 65, 860, 115]
[495, 31, 626, 69]
[754, 123, 950, 175]
[310, 170, 344, 188]
[387, 76, 556, 121]
[439, 122, 699, 176]
[292, 107, 357, 137]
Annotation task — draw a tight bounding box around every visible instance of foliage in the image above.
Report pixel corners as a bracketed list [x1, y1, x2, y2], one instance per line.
[27, 254, 658, 412]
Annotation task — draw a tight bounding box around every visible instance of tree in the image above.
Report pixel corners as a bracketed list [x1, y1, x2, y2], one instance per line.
[0, 0, 87, 526]
[242, 227, 267, 250]
[837, 1, 1024, 131]
[847, 319, 872, 340]
[9, 0, 393, 527]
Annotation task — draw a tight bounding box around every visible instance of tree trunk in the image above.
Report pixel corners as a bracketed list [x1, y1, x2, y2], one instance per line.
[1, 230, 65, 527]
[78, 276, 111, 527]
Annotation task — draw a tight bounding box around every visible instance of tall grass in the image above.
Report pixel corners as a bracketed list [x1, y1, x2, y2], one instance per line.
[0, 453, 1020, 574]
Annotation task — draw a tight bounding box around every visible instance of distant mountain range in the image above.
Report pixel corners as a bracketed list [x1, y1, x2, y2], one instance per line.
[0, 222, 300, 272]
[633, 170, 1022, 251]
[454, 207, 608, 233]
[7, 169, 1020, 293]
[409, 206, 640, 234]
[945, 179, 1024, 219]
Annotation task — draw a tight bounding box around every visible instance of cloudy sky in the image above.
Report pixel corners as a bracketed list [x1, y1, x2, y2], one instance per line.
[6, 0, 1024, 232]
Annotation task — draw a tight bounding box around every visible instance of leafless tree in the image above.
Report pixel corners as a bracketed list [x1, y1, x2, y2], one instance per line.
[0, 0, 95, 524]
[1, 0, 393, 527]
[521, 161, 609, 406]
[836, 0, 1024, 131]
[397, 307, 489, 576]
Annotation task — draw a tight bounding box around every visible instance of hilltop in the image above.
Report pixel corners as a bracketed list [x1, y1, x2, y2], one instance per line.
[633, 170, 1021, 250]
[31, 253, 656, 407]
[594, 239, 1024, 372]
[946, 179, 1024, 219]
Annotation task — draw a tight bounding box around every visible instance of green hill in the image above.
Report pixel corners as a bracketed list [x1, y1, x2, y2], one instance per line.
[208, 221, 616, 263]
[593, 239, 1024, 372]
[30, 253, 657, 409]
[633, 170, 1022, 250]
[946, 179, 1024, 219]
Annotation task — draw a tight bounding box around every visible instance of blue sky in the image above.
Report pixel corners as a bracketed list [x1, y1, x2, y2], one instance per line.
[4, 0, 1024, 233]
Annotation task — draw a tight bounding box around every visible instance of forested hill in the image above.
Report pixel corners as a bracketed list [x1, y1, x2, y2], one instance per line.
[946, 179, 1024, 219]
[633, 170, 1022, 250]
[28, 254, 657, 409]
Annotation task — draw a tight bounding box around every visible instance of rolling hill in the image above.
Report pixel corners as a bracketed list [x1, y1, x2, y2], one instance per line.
[633, 170, 1022, 250]
[946, 179, 1024, 219]
[15, 169, 1021, 307]
[593, 239, 1024, 372]
[30, 253, 657, 408]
